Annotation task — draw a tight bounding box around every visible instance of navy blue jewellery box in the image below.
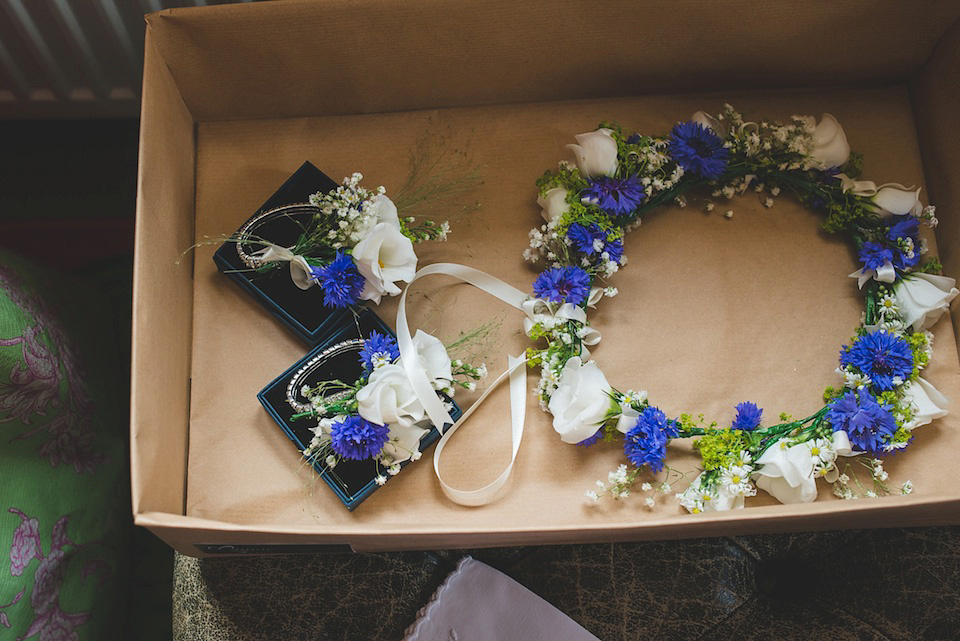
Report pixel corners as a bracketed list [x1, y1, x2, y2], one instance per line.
[213, 161, 350, 345]
[258, 308, 463, 510]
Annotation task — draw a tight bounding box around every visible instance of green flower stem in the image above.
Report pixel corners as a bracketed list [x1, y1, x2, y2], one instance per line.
[672, 406, 829, 459]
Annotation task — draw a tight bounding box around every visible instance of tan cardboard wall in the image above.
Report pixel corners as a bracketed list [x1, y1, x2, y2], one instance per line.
[145, 1, 960, 121]
[131, 32, 197, 516]
[912, 17, 960, 351]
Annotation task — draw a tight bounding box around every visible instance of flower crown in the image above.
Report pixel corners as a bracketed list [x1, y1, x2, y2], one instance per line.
[525, 105, 956, 511]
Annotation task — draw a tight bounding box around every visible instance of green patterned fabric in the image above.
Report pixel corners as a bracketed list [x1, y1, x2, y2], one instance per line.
[0, 251, 127, 640]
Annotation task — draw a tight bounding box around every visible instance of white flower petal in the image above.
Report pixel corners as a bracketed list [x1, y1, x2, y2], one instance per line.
[893, 273, 959, 330]
[352, 222, 418, 304]
[901, 377, 950, 429]
[809, 113, 850, 170]
[289, 255, 316, 290]
[548, 356, 612, 444]
[872, 185, 922, 217]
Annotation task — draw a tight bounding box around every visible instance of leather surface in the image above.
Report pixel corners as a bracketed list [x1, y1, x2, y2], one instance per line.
[172, 528, 960, 641]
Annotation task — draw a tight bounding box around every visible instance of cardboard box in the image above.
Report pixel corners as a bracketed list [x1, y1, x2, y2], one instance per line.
[132, 0, 960, 556]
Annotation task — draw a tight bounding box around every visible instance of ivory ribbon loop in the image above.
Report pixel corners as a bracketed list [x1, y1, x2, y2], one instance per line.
[835, 173, 918, 202]
[433, 354, 527, 506]
[395, 263, 532, 506]
[850, 260, 896, 289]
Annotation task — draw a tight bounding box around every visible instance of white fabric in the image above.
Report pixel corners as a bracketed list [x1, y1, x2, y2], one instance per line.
[404, 557, 600, 641]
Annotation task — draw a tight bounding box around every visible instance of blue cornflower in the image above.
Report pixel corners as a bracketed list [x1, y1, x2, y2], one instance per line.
[576, 429, 603, 447]
[329, 415, 390, 460]
[566, 223, 624, 263]
[731, 401, 763, 431]
[858, 241, 894, 271]
[532, 266, 592, 305]
[623, 406, 679, 473]
[825, 390, 898, 454]
[840, 331, 914, 391]
[887, 215, 920, 244]
[358, 331, 399, 373]
[668, 122, 730, 180]
[887, 215, 922, 270]
[580, 175, 646, 218]
[314, 252, 365, 309]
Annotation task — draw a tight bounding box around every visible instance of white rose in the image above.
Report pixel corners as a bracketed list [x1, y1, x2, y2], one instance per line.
[410, 330, 453, 390]
[380, 422, 429, 465]
[893, 273, 959, 330]
[351, 222, 417, 304]
[566, 128, 619, 178]
[548, 356, 613, 444]
[288, 255, 317, 290]
[901, 377, 949, 429]
[808, 113, 850, 170]
[754, 441, 818, 504]
[356, 363, 425, 429]
[754, 432, 855, 504]
[537, 187, 570, 223]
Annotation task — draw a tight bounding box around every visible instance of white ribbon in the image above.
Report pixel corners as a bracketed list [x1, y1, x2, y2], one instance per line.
[395, 263, 534, 506]
[835, 173, 915, 199]
[850, 261, 897, 289]
[252, 243, 315, 290]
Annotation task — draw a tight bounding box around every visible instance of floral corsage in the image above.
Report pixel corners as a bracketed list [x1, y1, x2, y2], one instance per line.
[235, 173, 451, 308]
[289, 330, 485, 481]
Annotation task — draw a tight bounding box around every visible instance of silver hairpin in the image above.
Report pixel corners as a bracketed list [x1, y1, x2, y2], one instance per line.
[286, 338, 365, 412]
[235, 203, 320, 269]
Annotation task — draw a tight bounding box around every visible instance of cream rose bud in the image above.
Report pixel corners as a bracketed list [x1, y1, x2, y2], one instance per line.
[871, 185, 923, 217]
[548, 356, 613, 444]
[566, 128, 619, 178]
[356, 363, 426, 428]
[411, 330, 453, 390]
[351, 222, 418, 304]
[893, 273, 959, 330]
[808, 113, 850, 170]
[537, 187, 570, 223]
[901, 377, 950, 429]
